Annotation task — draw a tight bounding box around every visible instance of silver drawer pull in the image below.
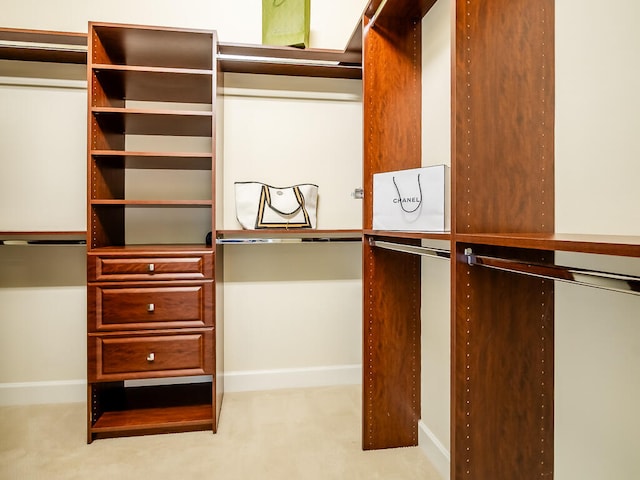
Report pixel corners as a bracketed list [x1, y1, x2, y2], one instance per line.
[146, 352, 155, 362]
[148, 263, 155, 273]
[147, 303, 155, 313]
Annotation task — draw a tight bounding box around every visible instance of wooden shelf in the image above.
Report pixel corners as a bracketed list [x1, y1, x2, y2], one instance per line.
[92, 65, 213, 103]
[1, 27, 364, 79]
[218, 42, 361, 79]
[90, 382, 213, 440]
[92, 107, 213, 136]
[90, 244, 212, 254]
[90, 23, 214, 70]
[365, 0, 438, 22]
[91, 200, 212, 206]
[0, 27, 87, 64]
[455, 233, 640, 258]
[91, 405, 213, 435]
[364, 230, 451, 242]
[0, 231, 86, 244]
[217, 229, 362, 242]
[91, 151, 212, 170]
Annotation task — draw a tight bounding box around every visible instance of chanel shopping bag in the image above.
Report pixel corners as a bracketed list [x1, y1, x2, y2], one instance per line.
[373, 165, 449, 232]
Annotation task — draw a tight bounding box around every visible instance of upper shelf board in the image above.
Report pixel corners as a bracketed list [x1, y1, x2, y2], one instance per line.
[0, 27, 87, 64]
[456, 233, 640, 258]
[1, 27, 363, 79]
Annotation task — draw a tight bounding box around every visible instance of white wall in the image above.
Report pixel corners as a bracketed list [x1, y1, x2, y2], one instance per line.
[1, 0, 367, 50]
[0, 0, 368, 405]
[555, 1, 640, 478]
[420, 0, 452, 478]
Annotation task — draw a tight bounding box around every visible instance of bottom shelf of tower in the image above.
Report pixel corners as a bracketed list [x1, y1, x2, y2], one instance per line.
[88, 381, 216, 442]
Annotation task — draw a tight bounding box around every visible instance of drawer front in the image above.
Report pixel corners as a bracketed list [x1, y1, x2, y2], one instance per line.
[89, 282, 213, 331]
[90, 331, 213, 381]
[88, 253, 213, 281]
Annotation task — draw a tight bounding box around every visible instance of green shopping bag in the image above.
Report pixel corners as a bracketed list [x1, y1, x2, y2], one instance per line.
[262, 0, 310, 48]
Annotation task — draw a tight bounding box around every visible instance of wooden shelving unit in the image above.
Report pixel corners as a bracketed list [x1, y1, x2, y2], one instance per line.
[86, 22, 221, 442]
[362, 0, 639, 478]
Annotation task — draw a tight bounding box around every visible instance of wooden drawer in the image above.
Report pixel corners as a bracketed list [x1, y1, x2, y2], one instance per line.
[88, 252, 213, 282]
[89, 330, 213, 381]
[88, 281, 213, 331]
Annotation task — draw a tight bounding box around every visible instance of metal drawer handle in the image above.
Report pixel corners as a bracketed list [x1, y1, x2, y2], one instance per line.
[147, 303, 155, 313]
[146, 352, 155, 362]
[148, 263, 155, 273]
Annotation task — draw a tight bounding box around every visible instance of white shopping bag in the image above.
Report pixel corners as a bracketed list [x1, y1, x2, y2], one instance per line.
[373, 165, 449, 232]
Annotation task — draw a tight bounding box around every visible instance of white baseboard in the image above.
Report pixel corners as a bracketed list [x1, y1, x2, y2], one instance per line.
[223, 364, 362, 393]
[418, 420, 450, 480]
[0, 379, 86, 406]
[0, 365, 362, 406]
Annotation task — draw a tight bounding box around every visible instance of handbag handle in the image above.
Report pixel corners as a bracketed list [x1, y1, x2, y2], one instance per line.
[273, 0, 286, 6]
[264, 185, 306, 216]
[392, 174, 423, 213]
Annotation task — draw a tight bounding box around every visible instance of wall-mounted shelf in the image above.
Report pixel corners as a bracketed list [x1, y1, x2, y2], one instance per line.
[0, 231, 86, 245]
[218, 42, 361, 79]
[0, 27, 363, 79]
[364, 229, 451, 242]
[217, 229, 362, 243]
[0, 27, 87, 64]
[91, 151, 213, 170]
[456, 233, 640, 258]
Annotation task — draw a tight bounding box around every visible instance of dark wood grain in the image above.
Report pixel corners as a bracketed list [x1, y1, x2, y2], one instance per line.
[362, 237, 421, 450]
[91, 108, 213, 137]
[92, 66, 213, 104]
[86, 24, 219, 441]
[88, 282, 213, 331]
[88, 328, 213, 382]
[453, 0, 554, 236]
[92, 151, 213, 170]
[88, 252, 212, 281]
[90, 23, 214, 70]
[363, 14, 422, 230]
[89, 382, 214, 441]
[453, 244, 554, 479]
[457, 233, 640, 258]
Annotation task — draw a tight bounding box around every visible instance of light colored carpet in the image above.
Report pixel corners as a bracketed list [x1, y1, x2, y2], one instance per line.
[0, 385, 442, 480]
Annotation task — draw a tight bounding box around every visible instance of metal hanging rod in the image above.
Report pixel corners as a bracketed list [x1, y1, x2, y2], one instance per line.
[369, 239, 451, 260]
[464, 248, 640, 297]
[217, 237, 361, 245]
[0, 239, 86, 246]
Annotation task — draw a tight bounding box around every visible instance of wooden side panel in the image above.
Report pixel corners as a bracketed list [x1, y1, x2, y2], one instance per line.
[362, 7, 423, 450]
[451, 0, 555, 478]
[363, 15, 422, 229]
[363, 238, 421, 449]
[453, 0, 554, 235]
[453, 244, 554, 479]
[214, 247, 224, 432]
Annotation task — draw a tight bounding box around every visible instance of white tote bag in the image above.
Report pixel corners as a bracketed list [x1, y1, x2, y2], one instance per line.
[234, 182, 318, 229]
[372, 165, 449, 232]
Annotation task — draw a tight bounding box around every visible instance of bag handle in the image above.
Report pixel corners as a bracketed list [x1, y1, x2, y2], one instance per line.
[392, 174, 422, 213]
[273, 0, 286, 6]
[263, 185, 306, 216]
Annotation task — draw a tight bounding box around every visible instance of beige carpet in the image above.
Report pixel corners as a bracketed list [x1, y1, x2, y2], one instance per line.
[0, 385, 442, 480]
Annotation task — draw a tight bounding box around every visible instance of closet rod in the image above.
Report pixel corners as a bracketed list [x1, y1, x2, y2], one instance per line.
[217, 237, 361, 245]
[0, 240, 86, 246]
[464, 249, 640, 297]
[369, 239, 450, 260]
